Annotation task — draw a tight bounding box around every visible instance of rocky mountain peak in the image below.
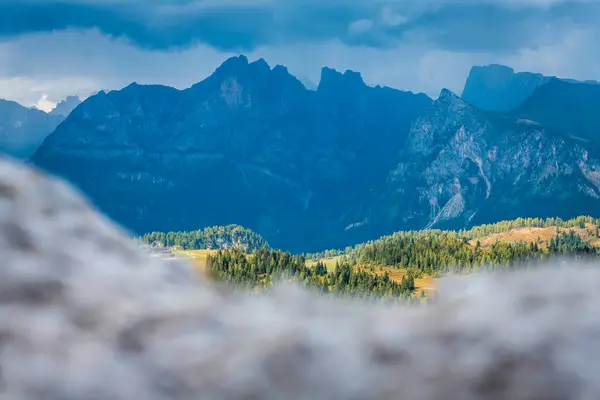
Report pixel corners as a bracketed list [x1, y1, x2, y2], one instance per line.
[49, 95, 82, 117]
[249, 57, 270, 72]
[214, 55, 249, 75]
[437, 88, 463, 104]
[435, 88, 474, 115]
[189, 55, 306, 102]
[207, 55, 274, 83]
[317, 67, 366, 92]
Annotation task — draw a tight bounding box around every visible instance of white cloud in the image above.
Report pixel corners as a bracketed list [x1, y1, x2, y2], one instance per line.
[34, 94, 57, 112]
[348, 19, 374, 35]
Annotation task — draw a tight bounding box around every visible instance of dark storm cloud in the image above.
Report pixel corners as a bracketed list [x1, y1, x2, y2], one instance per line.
[411, 1, 600, 53]
[0, 0, 598, 52]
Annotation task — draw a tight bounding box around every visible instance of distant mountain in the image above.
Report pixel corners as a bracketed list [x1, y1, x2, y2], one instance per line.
[462, 64, 598, 112]
[364, 89, 600, 235]
[512, 79, 600, 146]
[0, 99, 64, 159]
[50, 95, 82, 117]
[32, 55, 431, 252]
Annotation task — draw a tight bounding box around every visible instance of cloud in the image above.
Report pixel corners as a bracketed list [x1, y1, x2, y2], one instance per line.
[2, 0, 600, 109]
[0, 74, 100, 109]
[4, 21, 600, 110]
[0, 0, 598, 53]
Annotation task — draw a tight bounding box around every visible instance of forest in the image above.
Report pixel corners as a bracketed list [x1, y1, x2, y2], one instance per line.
[207, 248, 417, 301]
[141, 224, 269, 252]
[207, 228, 600, 301]
[357, 230, 598, 277]
[304, 216, 600, 260]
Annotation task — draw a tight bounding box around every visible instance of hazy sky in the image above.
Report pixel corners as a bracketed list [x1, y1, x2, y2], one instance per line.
[2, 0, 600, 111]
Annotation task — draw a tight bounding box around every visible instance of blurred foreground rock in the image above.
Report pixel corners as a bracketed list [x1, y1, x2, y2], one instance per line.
[0, 156, 599, 400]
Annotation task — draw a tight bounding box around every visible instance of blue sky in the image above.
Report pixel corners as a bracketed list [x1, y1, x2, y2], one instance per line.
[1, 0, 599, 110]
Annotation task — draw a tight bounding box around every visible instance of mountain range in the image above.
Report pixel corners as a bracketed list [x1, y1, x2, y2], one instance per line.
[0, 99, 65, 159]
[29, 56, 600, 252]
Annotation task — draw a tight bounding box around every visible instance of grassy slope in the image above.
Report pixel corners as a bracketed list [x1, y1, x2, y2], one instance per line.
[305, 256, 344, 271]
[470, 224, 600, 249]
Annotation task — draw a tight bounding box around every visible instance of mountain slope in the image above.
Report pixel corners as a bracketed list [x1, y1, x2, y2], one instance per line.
[32, 55, 431, 252]
[462, 64, 598, 112]
[0, 99, 64, 159]
[512, 79, 600, 146]
[364, 89, 600, 235]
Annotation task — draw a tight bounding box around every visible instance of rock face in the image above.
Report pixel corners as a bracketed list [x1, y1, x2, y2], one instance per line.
[49, 95, 82, 117]
[31, 55, 431, 252]
[4, 156, 600, 399]
[365, 89, 600, 235]
[462, 64, 598, 112]
[0, 99, 64, 159]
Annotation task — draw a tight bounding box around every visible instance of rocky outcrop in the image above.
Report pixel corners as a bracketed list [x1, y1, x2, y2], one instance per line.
[0, 99, 64, 159]
[462, 64, 598, 112]
[369, 89, 600, 233]
[3, 156, 600, 399]
[31, 56, 431, 252]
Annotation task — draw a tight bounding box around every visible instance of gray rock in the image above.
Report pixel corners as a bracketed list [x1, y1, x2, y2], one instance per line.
[376, 89, 600, 231]
[1, 156, 599, 399]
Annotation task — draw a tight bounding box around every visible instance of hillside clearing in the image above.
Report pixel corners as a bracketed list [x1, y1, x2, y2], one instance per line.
[369, 266, 437, 295]
[469, 225, 599, 248]
[306, 256, 344, 271]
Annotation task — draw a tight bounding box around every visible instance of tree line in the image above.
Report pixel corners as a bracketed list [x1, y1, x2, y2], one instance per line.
[305, 216, 600, 261]
[358, 231, 599, 277]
